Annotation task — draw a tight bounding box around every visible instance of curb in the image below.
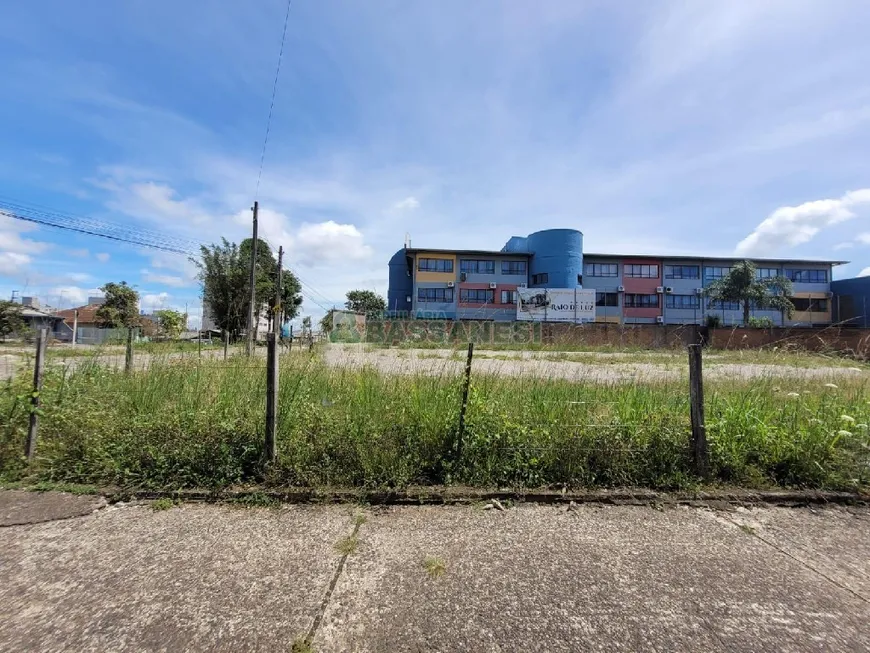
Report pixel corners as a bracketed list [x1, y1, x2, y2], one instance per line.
[115, 486, 868, 508]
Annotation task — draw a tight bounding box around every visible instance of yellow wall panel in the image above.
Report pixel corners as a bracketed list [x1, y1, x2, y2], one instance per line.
[414, 252, 457, 283]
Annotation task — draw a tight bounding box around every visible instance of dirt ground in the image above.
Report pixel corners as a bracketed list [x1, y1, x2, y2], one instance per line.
[323, 345, 866, 383]
[1, 490, 868, 652]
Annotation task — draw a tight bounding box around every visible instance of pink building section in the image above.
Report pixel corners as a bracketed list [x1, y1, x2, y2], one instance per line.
[621, 258, 662, 320]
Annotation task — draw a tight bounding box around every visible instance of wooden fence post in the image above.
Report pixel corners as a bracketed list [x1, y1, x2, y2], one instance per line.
[688, 344, 709, 477]
[224, 330, 229, 360]
[25, 328, 48, 461]
[125, 327, 134, 373]
[264, 331, 278, 463]
[456, 342, 474, 459]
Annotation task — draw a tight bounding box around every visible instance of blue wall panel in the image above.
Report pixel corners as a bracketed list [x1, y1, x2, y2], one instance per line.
[526, 229, 584, 288]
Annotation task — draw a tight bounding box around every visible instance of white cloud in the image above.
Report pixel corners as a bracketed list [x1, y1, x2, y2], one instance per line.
[141, 292, 171, 312]
[833, 242, 854, 250]
[0, 213, 51, 264]
[95, 253, 110, 262]
[68, 272, 92, 283]
[735, 188, 870, 256]
[0, 251, 31, 275]
[293, 221, 373, 266]
[69, 248, 90, 258]
[47, 286, 102, 307]
[858, 267, 870, 277]
[140, 269, 190, 288]
[393, 196, 420, 211]
[857, 233, 870, 245]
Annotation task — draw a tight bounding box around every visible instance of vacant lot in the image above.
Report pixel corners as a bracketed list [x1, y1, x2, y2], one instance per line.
[2, 344, 868, 492]
[325, 343, 868, 383]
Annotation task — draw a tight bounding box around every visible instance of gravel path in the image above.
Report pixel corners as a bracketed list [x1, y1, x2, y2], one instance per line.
[323, 346, 865, 383]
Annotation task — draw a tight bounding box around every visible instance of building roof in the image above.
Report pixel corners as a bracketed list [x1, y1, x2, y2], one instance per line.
[56, 303, 103, 324]
[403, 248, 532, 257]
[401, 246, 845, 266]
[583, 253, 848, 265]
[19, 306, 63, 320]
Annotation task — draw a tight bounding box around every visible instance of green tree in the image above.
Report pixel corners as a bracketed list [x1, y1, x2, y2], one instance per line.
[319, 309, 336, 334]
[345, 289, 386, 315]
[95, 282, 140, 328]
[192, 237, 303, 340]
[704, 261, 794, 326]
[154, 309, 187, 339]
[0, 300, 25, 340]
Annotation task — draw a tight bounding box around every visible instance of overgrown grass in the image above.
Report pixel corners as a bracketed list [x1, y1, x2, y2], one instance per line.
[1, 352, 868, 491]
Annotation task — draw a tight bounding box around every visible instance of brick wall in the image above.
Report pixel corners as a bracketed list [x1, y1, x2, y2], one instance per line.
[334, 318, 870, 358]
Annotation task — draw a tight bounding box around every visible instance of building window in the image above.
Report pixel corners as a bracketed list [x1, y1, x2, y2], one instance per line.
[624, 264, 659, 278]
[460, 289, 494, 303]
[459, 259, 495, 274]
[417, 287, 454, 303]
[500, 290, 518, 304]
[786, 269, 828, 283]
[584, 263, 618, 277]
[596, 292, 618, 307]
[705, 266, 733, 280]
[664, 265, 700, 279]
[665, 294, 700, 310]
[624, 293, 659, 308]
[708, 298, 741, 311]
[792, 297, 828, 312]
[756, 267, 780, 279]
[417, 258, 454, 273]
[501, 261, 527, 275]
[531, 273, 549, 285]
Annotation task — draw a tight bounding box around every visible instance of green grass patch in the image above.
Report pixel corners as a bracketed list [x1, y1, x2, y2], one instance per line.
[334, 535, 359, 555]
[1, 354, 868, 492]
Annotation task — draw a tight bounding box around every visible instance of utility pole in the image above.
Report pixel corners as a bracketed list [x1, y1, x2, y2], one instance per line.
[265, 245, 283, 464]
[246, 201, 259, 356]
[274, 246, 284, 336]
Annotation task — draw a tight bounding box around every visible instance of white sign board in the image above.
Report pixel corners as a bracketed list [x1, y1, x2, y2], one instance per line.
[517, 288, 596, 323]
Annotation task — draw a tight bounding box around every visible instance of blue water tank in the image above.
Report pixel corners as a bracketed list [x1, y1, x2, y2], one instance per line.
[501, 236, 529, 253]
[387, 248, 413, 313]
[526, 229, 583, 288]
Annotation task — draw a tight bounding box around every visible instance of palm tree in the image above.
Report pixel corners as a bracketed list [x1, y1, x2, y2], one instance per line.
[704, 261, 794, 326]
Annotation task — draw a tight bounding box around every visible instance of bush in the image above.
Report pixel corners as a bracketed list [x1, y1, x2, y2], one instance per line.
[748, 316, 775, 328]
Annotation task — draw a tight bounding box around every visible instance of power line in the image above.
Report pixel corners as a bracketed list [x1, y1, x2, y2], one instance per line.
[255, 0, 293, 200]
[0, 197, 201, 255]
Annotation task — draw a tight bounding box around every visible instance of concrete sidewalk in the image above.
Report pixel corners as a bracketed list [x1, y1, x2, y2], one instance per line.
[1, 492, 868, 652]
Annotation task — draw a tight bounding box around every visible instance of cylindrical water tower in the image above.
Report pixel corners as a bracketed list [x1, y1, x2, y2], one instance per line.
[526, 229, 583, 288]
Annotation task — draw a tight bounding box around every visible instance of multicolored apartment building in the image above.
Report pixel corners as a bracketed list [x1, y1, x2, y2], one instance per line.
[387, 229, 844, 326]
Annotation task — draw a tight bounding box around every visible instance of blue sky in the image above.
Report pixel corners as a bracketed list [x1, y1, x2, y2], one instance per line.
[2, 1, 870, 326]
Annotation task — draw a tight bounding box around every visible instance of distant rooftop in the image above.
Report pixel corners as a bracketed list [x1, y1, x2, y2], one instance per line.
[401, 246, 846, 266]
[584, 253, 848, 266]
[403, 247, 531, 257]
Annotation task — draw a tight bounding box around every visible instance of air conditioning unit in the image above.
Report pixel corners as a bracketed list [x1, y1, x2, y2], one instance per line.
[695, 288, 705, 295]
[665, 286, 674, 293]
[656, 286, 664, 294]
[617, 285, 625, 292]
[518, 282, 527, 288]
[446, 281, 455, 288]
[656, 316, 665, 324]
[489, 282, 497, 289]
